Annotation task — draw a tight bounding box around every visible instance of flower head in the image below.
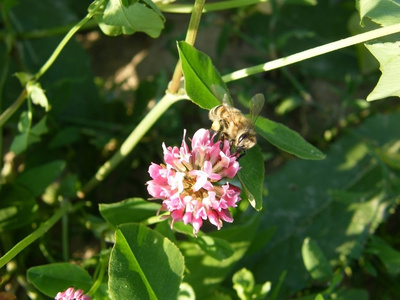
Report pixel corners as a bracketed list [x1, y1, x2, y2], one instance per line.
[55, 287, 90, 300]
[146, 128, 241, 235]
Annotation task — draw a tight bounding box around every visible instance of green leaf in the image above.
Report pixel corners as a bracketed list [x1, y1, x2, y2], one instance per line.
[99, 198, 160, 226]
[27, 263, 92, 297]
[0, 184, 38, 230]
[92, 0, 164, 37]
[367, 236, 400, 276]
[248, 113, 400, 297]
[181, 216, 260, 299]
[302, 237, 333, 282]
[10, 114, 48, 155]
[109, 223, 184, 300]
[358, 0, 400, 26]
[177, 41, 228, 109]
[365, 42, 400, 101]
[16, 160, 66, 197]
[238, 145, 264, 211]
[233, 268, 255, 300]
[27, 81, 50, 111]
[255, 116, 325, 160]
[196, 235, 234, 260]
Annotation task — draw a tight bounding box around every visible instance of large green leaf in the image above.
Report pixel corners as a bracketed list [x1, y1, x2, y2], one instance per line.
[240, 113, 400, 297]
[365, 42, 400, 101]
[27, 263, 92, 298]
[238, 145, 264, 211]
[109, 223, 184, 300]
[302, 237, 333, 282]
[177, 41, 228, 109]
[99, 198, 160, 226]
[91, 0, 165, 37]
[181, 215, 260, 299]
[0, 184, 38, 230]
[358, 0, 400, 26]
[16, 160, 66, 197]
[255, 116, 325, 160]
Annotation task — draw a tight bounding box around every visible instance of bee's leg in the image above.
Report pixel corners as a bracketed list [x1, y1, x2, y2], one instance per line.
[219, 133, 225, 150]
[236, 150, 247, 160]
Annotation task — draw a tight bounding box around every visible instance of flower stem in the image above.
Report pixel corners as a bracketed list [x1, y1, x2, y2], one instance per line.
[78, 93, 185, 197]
[222, 22, 400, 82]
[0, 202, 71, 269]
[169, 0, 206, 93]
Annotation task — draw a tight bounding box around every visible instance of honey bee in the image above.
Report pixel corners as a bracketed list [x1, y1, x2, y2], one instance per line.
[209, 93, 265, 157]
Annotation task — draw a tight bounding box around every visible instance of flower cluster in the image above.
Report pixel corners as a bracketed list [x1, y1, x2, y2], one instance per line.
[55, 288, 90, 300]
[146, 128, 242, 235]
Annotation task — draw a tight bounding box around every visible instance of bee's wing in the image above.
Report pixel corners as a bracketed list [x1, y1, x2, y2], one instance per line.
[249, 93, 265, 124]
[211, 84, 233, 106]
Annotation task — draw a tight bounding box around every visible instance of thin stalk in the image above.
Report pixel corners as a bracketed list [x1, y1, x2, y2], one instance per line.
[157, 0, 271, 13]
[78, 93, 186, 197]
[33, 1, 103, 81]
[169, 0, 206, 93]
[222, 22, 400, 82]
[0, 89, 27, 127]
[0, 202, 71, 269]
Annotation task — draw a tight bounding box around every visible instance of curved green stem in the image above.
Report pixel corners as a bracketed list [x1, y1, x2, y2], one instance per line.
[33, 1, 104, 81]
[0, 89, 27, 127]
[222, 22, 400, 82]
[0, 202, 71, 269]
[79, 93, 186, 197]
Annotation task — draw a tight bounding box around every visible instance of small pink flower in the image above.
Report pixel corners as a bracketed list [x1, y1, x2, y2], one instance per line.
[146, 129, 241, 235]
[55, 287, 90, 300]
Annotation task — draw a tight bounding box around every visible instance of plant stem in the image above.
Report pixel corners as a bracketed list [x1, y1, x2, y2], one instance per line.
[33, 2, 102, 81]
[157, 0, 272, 13]
[222, 22, 400, 82]
[78, 93, 185, 198]
[0, 89, 27, 127]
[0, 202, 71, 269]
[169, 0, 206, 93]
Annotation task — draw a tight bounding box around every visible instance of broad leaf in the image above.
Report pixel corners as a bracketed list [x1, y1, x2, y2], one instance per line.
[181, 215, 260, 299]
[27, 81, 50, 111]
[256, 116, 325, 160]
[10, 114, 48, 155]
[241, 113, 400, 297]
[109, 223, 184, 300]
[365, 42, 400, 101]
[367, 236, 400, 276]
[0, 184, 37, 230]
[92, 0, 165, 37]
[99, 198, 160, 226]
[358, 0, 400, 26]
[27, 263, 92, 298]
[238, 145, 264, 211]
[16, 160, 66, 197]
[302, 237, 333, 282]
[177, 41, 229, 109]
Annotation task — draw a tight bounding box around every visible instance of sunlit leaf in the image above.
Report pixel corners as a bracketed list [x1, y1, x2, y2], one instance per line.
[256, 116, 325, 160]
[365, 42, 400, 101]
[177, 41, 229, 109]
[358, 0, 400, 26]
[27, 263, 92, 298]
[99, 198, 160, 226]
[91, 0, 165, 37]
[109, 223, 184, 300]
[302, 237, 333, 282]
